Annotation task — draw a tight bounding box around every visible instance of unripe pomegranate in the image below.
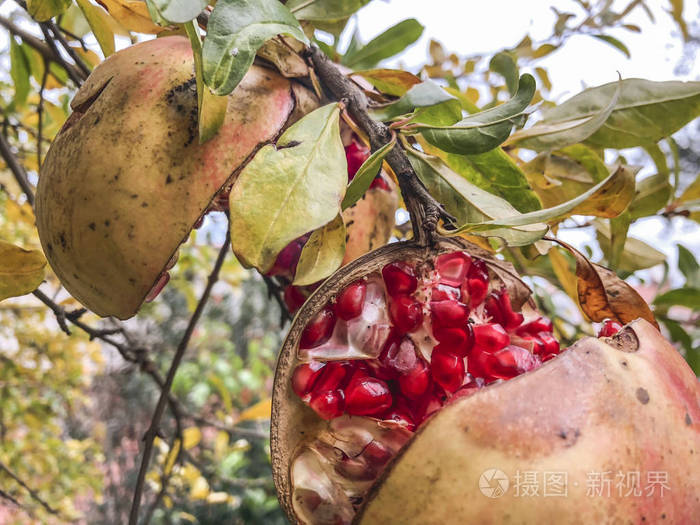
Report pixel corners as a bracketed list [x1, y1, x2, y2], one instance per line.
[270, 239, 700, 524]
[36, 36, 319, 319]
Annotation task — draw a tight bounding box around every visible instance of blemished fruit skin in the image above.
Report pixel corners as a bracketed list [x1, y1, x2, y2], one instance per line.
[271, 239, 700, 525]
[36, 36, 316, 319]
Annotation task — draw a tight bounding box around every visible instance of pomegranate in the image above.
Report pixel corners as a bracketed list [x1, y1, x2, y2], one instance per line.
[36, 36, 319, 319]
[270, 238, 700, 524]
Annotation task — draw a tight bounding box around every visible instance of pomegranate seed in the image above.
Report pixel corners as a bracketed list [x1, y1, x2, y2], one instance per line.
[292, 361, 326, 398]
[345, 141, 369, 180]
[312, 361, 354, 393]
[485, 346, 540, 380]
[430, 346, 465, 393]
[369, 176, 390, 191]
[430, 300, 469, 328]
[467, 346, 490, 379]
[473, 323, 510, 352]
[309, 389, 344, 420]
[379, 336, 418, 375]
[538, 332, 560, 355]
[517, 316, 554, 335]
[484, 294, 505, 326]
[267, 236, 307, 278]
[382, 263, 417, 297]
[345, 375, 393, 416]
[542, 353, 558, 362]
[431, 284, 460, 301]
[598, 319, 623, 337]
[381, 407, 416, 431]
[432, 325, 474, 357]
[452, 380, 481, 400]
[145, 272, 170, 302]
[284, 285, 307, 314]
[398, 360, 431, 400]
[465, 260, 489, 307]
[361, 441, 393, 468]
[389, 295, 423, 334]
[299, 307, 336, 349]
[435, 251, 472, 287]
[497, 290, 524, 330]
[335, 280, 367, 320]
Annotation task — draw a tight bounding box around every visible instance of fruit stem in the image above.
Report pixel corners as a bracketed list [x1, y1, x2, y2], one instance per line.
[308, 46, 454, 246]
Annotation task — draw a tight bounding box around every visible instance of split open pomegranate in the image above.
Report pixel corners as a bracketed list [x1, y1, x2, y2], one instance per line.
[271, 239, 700, 524]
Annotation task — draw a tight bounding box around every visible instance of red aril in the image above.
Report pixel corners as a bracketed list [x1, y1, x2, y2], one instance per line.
[473, 323, 510, 352]
[345, 375, 393, 416]
[432, 325, 473, 357]
[431, 284, 460, 301]
[292, 361, 326, 399]
[382, 263, 417, 297]
[430, 300, 469, 328]
[389, 295, 423, 334]
[369, 176, 391, 191]
[381, 405, 416, 431]
[598, 319, 623, 337]
[430, 346, 465, 393]
[284, 285, 308, 314]
[397, 360, 431, 400]
[484, 346, 540, 380]
[309, 389, 344, 420]
[464, 259, 489, 307]
[496, 290, 524, 330]
[435, 251, 471, 287]
[312, 361, 354, 393]
[538, 332, 560, 356]
[345, 141, 369, 180]
[335, 280, 367, 320]
[299, 307, 336, 349]
[517, 316, 553, 335]
[379, 336, 418, 376]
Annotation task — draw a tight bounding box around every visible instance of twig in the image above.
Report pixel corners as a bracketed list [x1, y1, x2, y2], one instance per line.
[43, 20, 91, 78]
[0, 460, 60, 516]
[36, 61, 49, 168]
[128, 231, 231, 525]
[308, 46, 454, 245]
[39, 23, 85, 86]
[0, 15, 85, 85]
[262, 275, 292, 325]
[0, 132, 35, 206]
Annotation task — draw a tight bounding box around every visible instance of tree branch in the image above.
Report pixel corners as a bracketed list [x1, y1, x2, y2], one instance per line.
[308, 46, 454, 245]
[128, 231, 231, 525]
[0, 132, 35, 206]
[0, 460, 60, 516]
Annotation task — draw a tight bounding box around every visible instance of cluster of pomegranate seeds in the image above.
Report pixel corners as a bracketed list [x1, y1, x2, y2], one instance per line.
[598, 319, 623, 337]
[291, 251, 563, 431]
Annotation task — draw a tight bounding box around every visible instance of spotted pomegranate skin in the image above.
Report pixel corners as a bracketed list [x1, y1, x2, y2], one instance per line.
[270, 239, 700, 525]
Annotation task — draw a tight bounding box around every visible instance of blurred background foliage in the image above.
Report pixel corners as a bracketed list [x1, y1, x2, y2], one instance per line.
[0, 0, 698, 523]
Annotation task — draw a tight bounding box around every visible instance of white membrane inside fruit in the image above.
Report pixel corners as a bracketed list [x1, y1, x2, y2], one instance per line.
[298, 278, 392, 361]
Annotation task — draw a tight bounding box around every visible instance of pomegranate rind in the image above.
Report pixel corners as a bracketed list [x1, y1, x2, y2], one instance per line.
[357, 319, 700, 524]
[36, 36, 314, 319]
[270, 238, 531, 522]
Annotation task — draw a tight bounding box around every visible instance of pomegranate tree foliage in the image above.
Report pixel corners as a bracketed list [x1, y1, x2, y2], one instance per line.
[0, 0, 698, 522]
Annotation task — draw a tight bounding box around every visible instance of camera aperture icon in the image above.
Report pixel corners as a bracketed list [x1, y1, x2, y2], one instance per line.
[479, 468, 509, 498]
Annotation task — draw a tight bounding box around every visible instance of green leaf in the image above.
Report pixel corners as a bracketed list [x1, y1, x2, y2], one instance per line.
[353, 69, 421, 97]
[9, 38, 30, 108]
[0, 241, 46, 301]
[418, 74, 536, 155]
[229, 104, 346, 273]
[590, 34, 631, 58]
[293, 214, 346, 285]
[628, 173, 672, 219]
[341, 139, 394, 210]
[343, 18, 424, 69]
[654, 288, 700, 310]
[145, 0, 207, 23]
[508, 77, 621, 151]
[441, 148, 541, 213]
[287, 0, 371, 20]
[677, 244, 700, 288]
[595, 219, 666, 272]
[607, 211, 631, 270]
[489, 52, 518, 95]
[76, 0, 115, 56]
[446, 164, 635, 235]
[371, 80, 459, 121]
[185, 22, 228, 143]
[405, 148, 548, 246]
[27, 0, 72, 21]
[202, 0, 308, 96]
[522, 78, 700, 149]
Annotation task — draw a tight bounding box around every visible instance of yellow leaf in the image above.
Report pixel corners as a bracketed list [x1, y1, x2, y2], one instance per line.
[0, 240, 46, 301]
[207, 492, 230, 504]
[71, 46, 102, 69]
[75, 0, 116, 56]
[181, 463, 200, 482]
[190, 476, 209, 500]
[178, 511, 197, 522]
[163, 495, 173, 509]
[162, 438, 181, 476]
[182, 427, 201, 450]
[214, 430, 229, 460]
[96, 0, 164, 34]
[548, 246, 578, 302]
[5, 199, 35, 226]
[237, 398, 271, 422]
